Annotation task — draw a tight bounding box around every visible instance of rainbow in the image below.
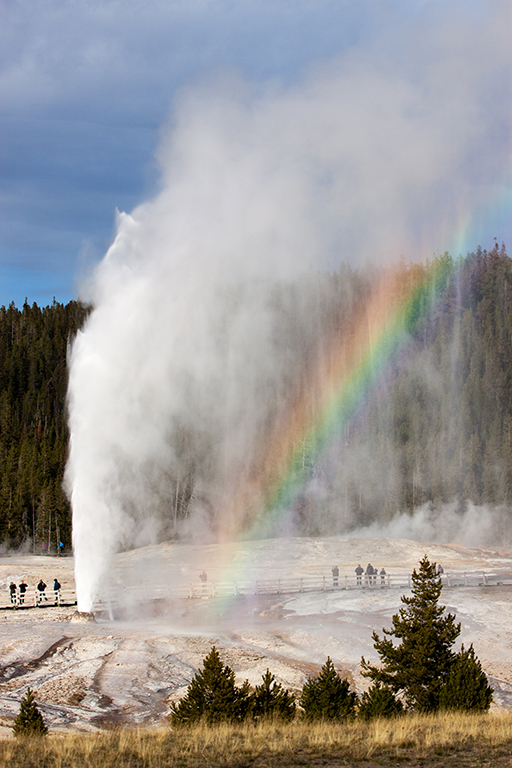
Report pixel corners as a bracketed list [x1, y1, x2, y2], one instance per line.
[219, 256, 455, 542]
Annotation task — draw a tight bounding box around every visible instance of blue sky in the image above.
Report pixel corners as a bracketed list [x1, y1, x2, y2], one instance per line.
[1, 0, 512, 308]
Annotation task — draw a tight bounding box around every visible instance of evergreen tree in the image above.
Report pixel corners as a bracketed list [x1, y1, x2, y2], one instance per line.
[170, 646, 250, 725]
[0, 299, 89, 548]
[358, 682, 403, 720]
[300, 657, 357, 720]
[4, 250, 512, 543]
[439, 644, 493, 712]
[361, 556, 461, 712]
[251, 669, 296, 721]
[12, 688, 48, 737]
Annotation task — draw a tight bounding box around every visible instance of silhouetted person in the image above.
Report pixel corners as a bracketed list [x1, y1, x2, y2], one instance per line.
[366, 563, 375, 586]
[437, 564, 444, 575]
[380, 567, 386, 586]
[18, 580, 27, 604]
[53, 578, 61, 603]
[37, 579, 47, 602]
[332, 565, 339, 587]
[355, 564, 364, 586]
[9, 582, 16, 604]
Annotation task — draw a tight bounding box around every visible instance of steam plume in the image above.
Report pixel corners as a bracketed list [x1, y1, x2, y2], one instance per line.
[66, 6, 512, 611]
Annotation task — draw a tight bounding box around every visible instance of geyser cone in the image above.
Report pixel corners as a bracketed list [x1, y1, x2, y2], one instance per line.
[70, 610, 96, 624]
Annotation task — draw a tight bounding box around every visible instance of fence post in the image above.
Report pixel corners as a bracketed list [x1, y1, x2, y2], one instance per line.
[278, 579, 281, 595]
[300, 578, 304, 593]
[464, 572, 467, 587]
[482, 572, 487, 586]
[344, 575, 348, 590]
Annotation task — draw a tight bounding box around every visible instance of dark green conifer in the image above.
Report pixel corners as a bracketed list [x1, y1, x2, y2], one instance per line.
[12, 688, 48, 737]
[300, 657, 357, 720]
[439, 644, 493, 712]
[170, 646, 250, 725]
[251, 669, 296, 721]
[358, 682, 403, 720]
[361, 556, 461, 712]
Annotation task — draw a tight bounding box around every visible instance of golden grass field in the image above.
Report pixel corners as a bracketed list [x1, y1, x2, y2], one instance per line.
[1, 712, 512, 767]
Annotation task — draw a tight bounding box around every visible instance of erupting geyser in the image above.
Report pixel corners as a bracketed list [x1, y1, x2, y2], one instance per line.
[66, 20, 512, 610]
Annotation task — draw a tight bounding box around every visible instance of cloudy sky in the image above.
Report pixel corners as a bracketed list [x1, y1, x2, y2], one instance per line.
[1, 0, 512, 308]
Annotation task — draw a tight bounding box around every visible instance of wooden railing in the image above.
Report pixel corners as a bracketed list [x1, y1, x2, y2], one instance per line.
[0, 588, 76, 610]
[2, 569, 512, 611]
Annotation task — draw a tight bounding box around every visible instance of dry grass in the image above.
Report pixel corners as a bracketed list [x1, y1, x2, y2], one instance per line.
[1, 711, 512, 767]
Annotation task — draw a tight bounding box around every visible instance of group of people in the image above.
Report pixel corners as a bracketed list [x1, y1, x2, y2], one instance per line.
[8, 578, 61, 605]
[355, 563, 387, 586]
[330, 563, 388, 587]
[331, 562, 445, 588]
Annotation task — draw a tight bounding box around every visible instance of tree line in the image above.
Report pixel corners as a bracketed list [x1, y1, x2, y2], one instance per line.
[0, 299, 89, 550]
[1, 244, 512, 547]
[158, 242, 512, 538]
[170, 558, 492, 725]
[9, 558, 493, 737]
[290, 243, 512, 535]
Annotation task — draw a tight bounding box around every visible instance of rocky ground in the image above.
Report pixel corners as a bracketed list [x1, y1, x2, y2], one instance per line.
[0, 536, 511, 735]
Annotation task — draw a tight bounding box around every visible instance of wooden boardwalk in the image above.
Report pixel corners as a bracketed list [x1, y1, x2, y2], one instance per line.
[96, 568, 512, 609]
[2, 569, 511, 612]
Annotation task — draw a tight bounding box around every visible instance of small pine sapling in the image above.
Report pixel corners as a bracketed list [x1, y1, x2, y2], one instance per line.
[300, 657, 357, 720]
[358, 682, 403, 720]
[251, 669, 296, 721]
[439, 644, 493, 712]
[170, 646, 250, 724]
[12, 688, 48, 737]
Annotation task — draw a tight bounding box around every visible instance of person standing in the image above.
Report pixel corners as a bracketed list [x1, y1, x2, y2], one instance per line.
[9, 582, 16, 605]
[18, 580, 27, 604]
[53, 578, 61, 604]
[37, 579, 47, 602]
[355, 564, 364, 586]
[380, 567, 387, 587]
[331, 565, 339, 587]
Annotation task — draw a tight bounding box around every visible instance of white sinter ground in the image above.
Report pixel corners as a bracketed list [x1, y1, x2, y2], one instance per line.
[0, 535, 510, 734]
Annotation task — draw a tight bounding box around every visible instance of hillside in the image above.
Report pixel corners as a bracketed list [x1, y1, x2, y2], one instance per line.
[2, 246, 512, 547]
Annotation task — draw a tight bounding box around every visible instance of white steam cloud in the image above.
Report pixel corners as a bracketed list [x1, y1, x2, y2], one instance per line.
[354, 502, 512, 550]
[66, 5, 512, 611]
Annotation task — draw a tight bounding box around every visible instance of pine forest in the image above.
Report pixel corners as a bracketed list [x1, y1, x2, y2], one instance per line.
[1, 244, 512, 549]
